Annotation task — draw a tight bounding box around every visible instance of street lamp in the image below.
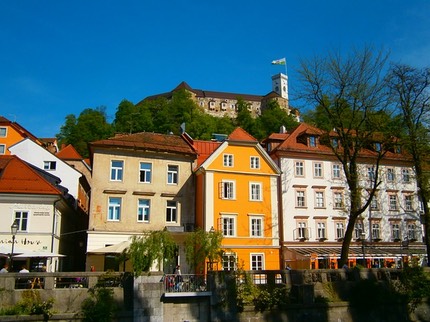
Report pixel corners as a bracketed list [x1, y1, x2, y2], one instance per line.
[360, 232, 366, 268]
[10, 220, 18, 270]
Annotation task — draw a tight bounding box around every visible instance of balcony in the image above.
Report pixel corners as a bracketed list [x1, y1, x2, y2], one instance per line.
[161, 274, 211, 297]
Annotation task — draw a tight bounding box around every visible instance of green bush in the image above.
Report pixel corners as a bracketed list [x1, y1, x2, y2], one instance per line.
[81, 286, 117, 322]
[0, 290, 54, 321]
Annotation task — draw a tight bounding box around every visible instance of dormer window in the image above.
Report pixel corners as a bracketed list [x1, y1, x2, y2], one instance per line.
[331, 138, 339, 148]
[375, 142, 382, 152]
[309, 136, 317, 147]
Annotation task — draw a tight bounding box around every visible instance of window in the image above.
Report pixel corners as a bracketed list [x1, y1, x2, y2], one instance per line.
[250, 254, 264, 270]
[14, 211, 28, 231]
[295, 161, 304, 177]
[372, 223, 380, 240]
[404, 195, 413, 211]
[389, 194, 398, 211]
[221, 180, 235, 199]
[139, 162, 152, 183]
[402, 169, 410, 183]
[0, 144, 5, 155]
[297, 222, 307, 239]
[317, 222, 326, 239]
[250, 156, 260, 169]
[368, 167, 375, 180]
[250, 217, 263, 237]
[314, 162, 323, 178]
[387, 168, 395, 182]
[375, 142, 382, 152]
[309, 136, 317, 147]
[137, 199, 150, 222]
[315, 191, 325, 208]
[110, 160, 123, 181]
[392, 223, 401, 240]
[370, 195, 379, 211]
[166, 201, 177, 223]
[332, 164, 341, 179]
[0, 127, 7, 137]
[408, 224, 416, 240]
[296, 190, 306, 207]
[222, 253, 237, 271]
[223, 154, 233, 167]
[333, 192, 344, 209]
[336, 222, 345, 240]
[250, 183, 262, 201]
[43, 161, 56, 170]
[221, 216, 235, 236]
[167, 165, 178, 184]
[331, 138, 339, 148]
[354, 222, 363, 239]
[108, 197, 121, 221]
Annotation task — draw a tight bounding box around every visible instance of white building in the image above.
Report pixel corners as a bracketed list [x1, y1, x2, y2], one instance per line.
[265, 123, 425, 269]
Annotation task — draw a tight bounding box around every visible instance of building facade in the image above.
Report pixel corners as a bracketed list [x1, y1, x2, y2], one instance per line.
[266, 123, 425, 269]
[86, 132, 197, 273]
[191, 128, 282, 271]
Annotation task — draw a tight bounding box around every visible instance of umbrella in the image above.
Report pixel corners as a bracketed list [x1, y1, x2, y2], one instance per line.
[87, 241, 130, 254]
[13, 251, 65, 258]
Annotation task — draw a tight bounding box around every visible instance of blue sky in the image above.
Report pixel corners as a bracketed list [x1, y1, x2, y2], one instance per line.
[1, 1, 429, 138]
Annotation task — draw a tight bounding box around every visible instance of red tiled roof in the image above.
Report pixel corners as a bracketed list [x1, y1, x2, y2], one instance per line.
[193, 140, 222, 166]
[57, 144, 83, 160]
[228, 127, 258, 142]
[0, 155, 62, 195]
[90, 132, 197, 156]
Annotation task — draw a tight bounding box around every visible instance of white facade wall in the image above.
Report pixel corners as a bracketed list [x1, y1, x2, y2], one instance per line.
[9, 139, 82, 199]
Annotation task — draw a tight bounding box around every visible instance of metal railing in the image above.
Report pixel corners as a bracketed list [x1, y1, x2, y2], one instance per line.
[161, 274, 207, 293]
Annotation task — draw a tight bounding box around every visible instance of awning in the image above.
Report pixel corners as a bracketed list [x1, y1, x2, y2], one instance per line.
[13, 251, 65, 258]
[0, 245, 27, 256]
[87, 241, 130, 254]
[286, 245, 427, 259]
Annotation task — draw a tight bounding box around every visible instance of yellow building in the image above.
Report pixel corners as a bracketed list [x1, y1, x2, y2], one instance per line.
[192, 128, 281, 271]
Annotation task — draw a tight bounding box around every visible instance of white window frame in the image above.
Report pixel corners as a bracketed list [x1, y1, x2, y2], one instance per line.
[315, 191, 325, 208]
[108, 197, 121, 221]
[387, 168, 395, 182]
[0, 144, 5, 155]
[402, 168, 410, 183]
[370, 195, 379, 210]
[223, 154, 233, 167]
[250, 253, 264, 270]
[336, 222, 345, 240]
[332, 164, 341, 179]
[222, 253, 237, 271]
[43, 161, 56, 171]
[354, 222, 364, 239]
[167, 164, 179, 185]
[296, 190, 306, 208]
[333, 191, 344, 209]
[389, 194, 398, 211]
[317, 222, 326, 239]
[297, 221, 308, 239]
[14, 211, 29, 232]
[368, 167, 375, 180]
[250, 156, 260, 169]
[249, 182, 262, 201]
[408, 223, 416, 240]
[295, 161, 304, 177]
[110, 160, 124, 182]
[0, 127, 7, 137]
[139, 162, 152, 183]
[249, 216, 264, 237]
[404, 195, 413, 211]
[137, 199, 150, 222]
[221, 215, 236, 237]
[392, 223, 401, 240]
[166, 200, 177, 223]
[313, 162, 323, 178]
[372, 222, 381, 240]
[309, 136, 317, 147]
[221, 180, 236, 200]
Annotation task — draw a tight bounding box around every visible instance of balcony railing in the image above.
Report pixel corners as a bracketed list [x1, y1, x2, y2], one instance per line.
[161, 274, 207, 293]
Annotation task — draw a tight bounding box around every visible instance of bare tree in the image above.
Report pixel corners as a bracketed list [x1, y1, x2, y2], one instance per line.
[387, 64, 430, 266]
[298, 47, 393, 266]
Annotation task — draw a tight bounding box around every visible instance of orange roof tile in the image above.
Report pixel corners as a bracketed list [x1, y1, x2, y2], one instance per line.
[90, 132, 197, 156]
[57, 144, 83, 160]
[228, 127, 258, 142]
[0, 155, 62, 195]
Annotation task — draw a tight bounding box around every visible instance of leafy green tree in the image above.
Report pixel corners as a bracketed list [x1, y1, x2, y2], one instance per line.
[184, 228, 223, 273]
[255, 100, 298, 139]
[387, 64, 430, 265]
[235, 97, 256, 134]
[113, 99, 153, 134]
[128, 230, 177, 276]
[57, 107, 113, 158]
[298, 47, 393, 266]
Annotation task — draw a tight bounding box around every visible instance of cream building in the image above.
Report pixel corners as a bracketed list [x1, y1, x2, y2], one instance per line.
[86, 132, 197, 272]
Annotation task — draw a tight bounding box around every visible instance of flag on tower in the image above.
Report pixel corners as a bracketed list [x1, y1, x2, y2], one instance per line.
[271, 58, 286, 65]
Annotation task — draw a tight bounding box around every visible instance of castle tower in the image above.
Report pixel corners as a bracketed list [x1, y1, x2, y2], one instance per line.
[271, 73, 288, 100]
